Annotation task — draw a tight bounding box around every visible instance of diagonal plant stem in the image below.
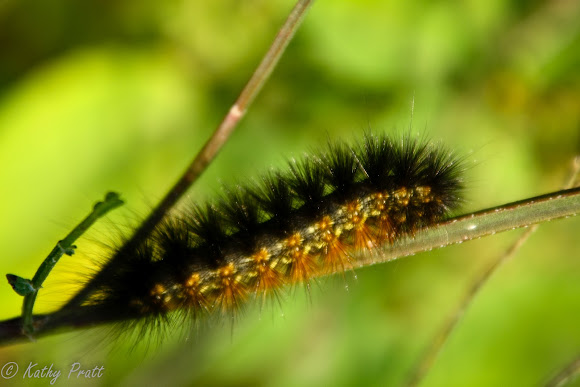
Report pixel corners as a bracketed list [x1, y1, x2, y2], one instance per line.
[0, 187, 578, 346]
[61, 0, 315, 311]
[404, 157, 580, 387]
[5, 192, 123, 338]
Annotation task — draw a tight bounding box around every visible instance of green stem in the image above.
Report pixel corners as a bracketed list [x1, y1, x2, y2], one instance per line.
[12, 192, 123, 338]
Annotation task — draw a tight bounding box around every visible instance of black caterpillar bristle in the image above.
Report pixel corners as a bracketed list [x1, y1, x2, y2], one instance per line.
[54, 133, 465, 338]
[322, 140, 359, 194]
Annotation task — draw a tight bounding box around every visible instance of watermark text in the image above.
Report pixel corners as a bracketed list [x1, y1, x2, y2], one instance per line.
[2, 361, 104, 384]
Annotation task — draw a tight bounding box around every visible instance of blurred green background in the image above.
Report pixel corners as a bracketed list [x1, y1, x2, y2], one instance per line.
[1, 0, 579, 386]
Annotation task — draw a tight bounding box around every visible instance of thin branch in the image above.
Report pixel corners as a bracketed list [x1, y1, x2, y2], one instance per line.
[404, 157, 580, 387]
[0, 187, 578, 347]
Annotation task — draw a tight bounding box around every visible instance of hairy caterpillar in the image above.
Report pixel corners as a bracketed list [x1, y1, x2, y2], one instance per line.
[43, 133, 463, 334]
[1, 1, 579, 386]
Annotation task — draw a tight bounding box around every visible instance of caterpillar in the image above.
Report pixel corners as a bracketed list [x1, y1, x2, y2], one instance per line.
[44, 133, 463, 334]
[2, 1, 579, 385]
